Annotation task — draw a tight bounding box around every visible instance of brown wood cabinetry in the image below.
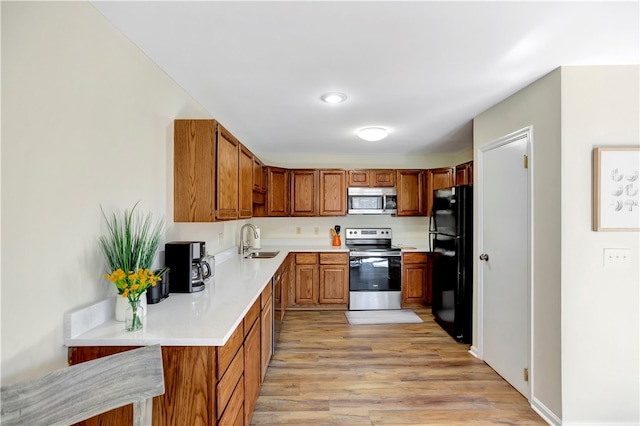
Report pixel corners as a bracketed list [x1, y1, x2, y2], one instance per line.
[396, 169, 425, 216]
[426, 167, 455, 216]
[239, 144, 253, 219]
[252, 157, 262, 192]
[402, 252, 432, 306]
[216, 124, 240, 220]
[455, 161, 473, 186]
[260, 284, 273, 382]
[319, 169, 347, 216]
[267, 167, 289, 216]
[290, 169, 319, 216]
[294, 253, 319, 305]
[174, 119, 217, 222]
[243, 299, 261, 425]
[347, 169, 395, 187]
[318, 253, 349, 304]
[292, 252, 348, 308]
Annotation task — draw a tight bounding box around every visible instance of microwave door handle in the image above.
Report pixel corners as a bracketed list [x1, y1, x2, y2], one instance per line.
[382, 194, 387, 212]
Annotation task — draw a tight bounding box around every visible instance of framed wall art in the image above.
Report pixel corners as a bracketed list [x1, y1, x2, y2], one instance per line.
[592, 147, 640, 231]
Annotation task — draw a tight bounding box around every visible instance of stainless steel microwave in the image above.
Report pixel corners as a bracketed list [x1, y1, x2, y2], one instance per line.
[347, 187, 397, 215]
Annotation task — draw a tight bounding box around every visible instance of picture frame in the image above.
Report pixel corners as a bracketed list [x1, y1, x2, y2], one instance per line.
[592, 147, 640, 231]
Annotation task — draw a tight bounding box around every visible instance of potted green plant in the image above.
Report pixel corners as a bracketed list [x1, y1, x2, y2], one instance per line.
[99, 202, 168, 328]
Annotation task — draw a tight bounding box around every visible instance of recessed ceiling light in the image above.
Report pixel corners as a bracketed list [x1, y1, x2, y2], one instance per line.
[320, 92, 347, 104]
[357, 127, 388, 142]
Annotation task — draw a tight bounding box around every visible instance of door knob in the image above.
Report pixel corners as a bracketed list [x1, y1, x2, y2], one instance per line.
[479, 253, 489, 261]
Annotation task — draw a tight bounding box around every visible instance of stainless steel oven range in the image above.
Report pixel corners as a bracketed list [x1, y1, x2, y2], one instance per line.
[346, 228, 402, 310]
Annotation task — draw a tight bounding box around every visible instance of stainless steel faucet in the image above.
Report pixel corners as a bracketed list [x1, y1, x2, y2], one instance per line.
[239, 223, 259, 255]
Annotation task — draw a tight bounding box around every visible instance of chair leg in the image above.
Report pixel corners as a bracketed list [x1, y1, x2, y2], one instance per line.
[132, 398, 153, 426]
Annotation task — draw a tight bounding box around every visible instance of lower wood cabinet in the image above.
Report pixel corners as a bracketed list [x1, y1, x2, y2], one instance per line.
[291, 252, 348, 308]
[402, 252, 432, 306]
[260, 284, 273, 383]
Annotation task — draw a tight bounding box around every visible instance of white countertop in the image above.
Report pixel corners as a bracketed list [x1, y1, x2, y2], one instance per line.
[65, 245, 348, 347]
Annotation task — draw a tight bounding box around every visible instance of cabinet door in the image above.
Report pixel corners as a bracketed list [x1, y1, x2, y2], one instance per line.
[174, 119, 217, 222]
[253, 157, 262, 192]
[371, 169, 396, 187]
[402, 263, 427, 304]
[216, 124, 240, 220]
[267, 167, 289, 216]
[244, 319, 260, 425]
[295, 264, 318, 304]
[260, 296, 273, 382]
[426, 167, 454, 216]
[290, 170, 318, 216]
[347, 170, 370, 187]
[319, 170, 347, 216]
[239, 144, 253, 219]
[396, 170, 425, 216]
[455, 161, 473, 186]
[319, 264, 348, 304]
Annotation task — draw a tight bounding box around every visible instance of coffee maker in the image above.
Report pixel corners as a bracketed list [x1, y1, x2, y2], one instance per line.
[165, 241, 211, 293]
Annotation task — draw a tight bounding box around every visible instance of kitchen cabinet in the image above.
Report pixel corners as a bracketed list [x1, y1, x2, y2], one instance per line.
[216, 124, 240, 220]
[290, 169, 319, 216]
[292, 252, 348, 308]
[318, 253, 349, 304]
[243, 299, 261, 425]
[267, 167, 289, 216]
[455, 161, 473, 186]
[426, 167, 454, 216]
[347, 169, 395, 187]
[239, 144, 253, 219]
[173, 119, 217, 222]
[319, 169, 347, 216]
[253, 157, 262, 192]
[217, 324, 244, 422]
[396, 169, 425, 216]
[294, 253, 318, 305]
[260, 284, 273, 382]
[402, 252, 432, 305]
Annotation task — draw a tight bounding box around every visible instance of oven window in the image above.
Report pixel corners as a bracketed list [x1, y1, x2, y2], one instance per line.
[349, 256, 401, 291]
[349, 196, 383, 210]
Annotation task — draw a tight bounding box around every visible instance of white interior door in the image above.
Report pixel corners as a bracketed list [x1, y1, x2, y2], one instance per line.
[479, 129, 530, 398]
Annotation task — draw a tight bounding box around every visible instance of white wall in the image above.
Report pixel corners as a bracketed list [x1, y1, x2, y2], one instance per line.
[473, 65, 640, 424]
[1, 2, 211, 383]
[474, 69, 563, 420]
[560, 66, 639, 424]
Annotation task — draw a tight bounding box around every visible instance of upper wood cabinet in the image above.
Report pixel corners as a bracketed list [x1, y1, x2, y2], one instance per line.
[455, 161, 473, 186]
[216, 124, 240, 220]
[174, 119, 217, 222]
[396, 170, 425, 216]
[425, 167, 454, 216]
[290, 169, 319, 216]
[253, 157, 262, 192]
[239, 144, 253, 219]
[347, 169, 395, 187]
[319, 169, 347, 216]
[267, 167, 289, 216]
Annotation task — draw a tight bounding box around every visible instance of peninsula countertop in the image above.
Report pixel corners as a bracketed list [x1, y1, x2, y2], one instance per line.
[64, 245, 348, 348]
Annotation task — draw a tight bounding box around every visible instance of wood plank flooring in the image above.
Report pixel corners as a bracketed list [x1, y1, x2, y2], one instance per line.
[251, 307, 545, 425]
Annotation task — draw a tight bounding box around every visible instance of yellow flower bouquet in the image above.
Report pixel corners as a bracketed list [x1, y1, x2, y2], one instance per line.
[105, 268, 161, 331]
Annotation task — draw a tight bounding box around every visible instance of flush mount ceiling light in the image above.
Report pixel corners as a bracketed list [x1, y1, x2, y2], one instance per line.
[357, 127, 388, 142]
[320, 92, 347, 104]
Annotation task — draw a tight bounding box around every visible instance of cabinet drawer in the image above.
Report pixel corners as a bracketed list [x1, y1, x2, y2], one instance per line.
[295, 253, 318, 264]
[217, 348, 244, 418]
[218, 376, 244, 424]
[319, 252, 348, 265]
[217, 324, 244, 379]
[244, 297, 261, 334]
[261, 283, 272, 308]
[403, 252, 429, 264]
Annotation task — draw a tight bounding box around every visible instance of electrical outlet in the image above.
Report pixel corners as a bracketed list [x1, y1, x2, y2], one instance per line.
[603, 248, 631, 267]
[296, 227, 301, 235]
[314, 227, 319, 235]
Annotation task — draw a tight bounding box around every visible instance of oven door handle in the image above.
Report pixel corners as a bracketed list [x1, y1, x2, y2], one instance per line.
[349, 252, 402, 257]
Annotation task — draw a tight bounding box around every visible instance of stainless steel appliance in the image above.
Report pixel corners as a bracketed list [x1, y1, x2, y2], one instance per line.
[347, 187, 397, 215]
[346, 228, 402, 310]
[430, 185, 473, 343]
[165, 241, 212, 293]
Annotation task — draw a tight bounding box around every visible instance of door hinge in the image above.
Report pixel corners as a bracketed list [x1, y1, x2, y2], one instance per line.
[524, 368, 529, 382]
[523, 155, 529, 169]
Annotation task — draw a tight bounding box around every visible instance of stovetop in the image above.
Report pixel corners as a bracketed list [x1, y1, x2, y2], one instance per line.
[344, 228, 400, 255]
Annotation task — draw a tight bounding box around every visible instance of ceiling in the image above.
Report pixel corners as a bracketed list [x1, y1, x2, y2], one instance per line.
[91, 1, 639, 156]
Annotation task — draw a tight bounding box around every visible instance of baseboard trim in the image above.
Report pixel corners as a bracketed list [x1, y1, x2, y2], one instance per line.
[531, 396, 561, 425]
[468, 345, 479, 358]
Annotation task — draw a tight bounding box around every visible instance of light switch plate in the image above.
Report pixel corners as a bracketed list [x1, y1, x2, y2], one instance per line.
[603, 248, 631, 267]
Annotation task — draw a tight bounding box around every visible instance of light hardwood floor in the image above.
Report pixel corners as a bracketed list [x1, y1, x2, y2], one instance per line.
[252, 307, 545, 425]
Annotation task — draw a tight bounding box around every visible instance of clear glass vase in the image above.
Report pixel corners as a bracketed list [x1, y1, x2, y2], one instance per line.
[125, 299, 145, 331]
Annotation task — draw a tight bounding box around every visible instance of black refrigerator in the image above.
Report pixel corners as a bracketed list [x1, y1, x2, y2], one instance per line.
[429, 185, 473, 344]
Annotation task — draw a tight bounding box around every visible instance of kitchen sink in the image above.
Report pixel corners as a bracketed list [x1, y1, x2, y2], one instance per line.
[244, 251, 280, 259]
